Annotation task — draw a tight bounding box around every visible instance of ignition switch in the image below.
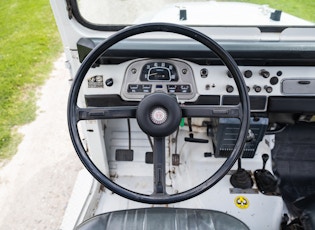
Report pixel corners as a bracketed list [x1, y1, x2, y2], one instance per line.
[200, 68, 208, 78]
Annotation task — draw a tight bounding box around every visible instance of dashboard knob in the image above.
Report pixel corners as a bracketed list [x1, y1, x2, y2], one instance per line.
[264, 85, 273, 93]
[105, 78, 114, 87]
[226, 85, 234, 93]
[244, 70, 253, 78]
[270, 76, 279, 85]
[200, 68, 208, 78]
[253, 85, 262, 93]
[259, 69, 270, 78]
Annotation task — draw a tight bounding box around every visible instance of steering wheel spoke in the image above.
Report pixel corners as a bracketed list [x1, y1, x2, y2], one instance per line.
[152, 137, 167, 195]
[181, 104, 243, 119]
[76, 106, 137, 121]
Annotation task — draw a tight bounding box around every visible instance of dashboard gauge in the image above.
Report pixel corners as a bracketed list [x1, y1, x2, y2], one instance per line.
[140, 62, 178, 81]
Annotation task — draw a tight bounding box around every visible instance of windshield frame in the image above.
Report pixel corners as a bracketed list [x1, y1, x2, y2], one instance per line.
[68, 0, 314, 32]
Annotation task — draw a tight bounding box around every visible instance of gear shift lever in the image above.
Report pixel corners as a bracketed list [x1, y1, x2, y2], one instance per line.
[254, 154, 278, 194]
[230, 129, 255, 189]
[230, 158, 253, 189]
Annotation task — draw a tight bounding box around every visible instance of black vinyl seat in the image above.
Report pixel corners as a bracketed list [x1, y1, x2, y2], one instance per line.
[76, 207, 249, 230]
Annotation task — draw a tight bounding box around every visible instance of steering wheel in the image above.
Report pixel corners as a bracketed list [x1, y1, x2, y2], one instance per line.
[68, 23, 250, 204]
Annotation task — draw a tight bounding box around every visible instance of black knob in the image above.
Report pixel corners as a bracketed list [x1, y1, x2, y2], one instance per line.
[200, 68, 208, 77]
[105, 78, 114, 87]
[276, 71, 283, 76]
[253, 85, 262, 93]
[264, 85, 273, 93]
[244, 70, 253, 78]
[259, 69, 270, 78]
[226, 85, 234, 93]
[270, 76, 279, 85]
[262, 154, 269, 170]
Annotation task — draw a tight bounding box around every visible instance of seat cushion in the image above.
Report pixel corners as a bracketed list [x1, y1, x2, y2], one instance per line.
[76, 207, 249, 230]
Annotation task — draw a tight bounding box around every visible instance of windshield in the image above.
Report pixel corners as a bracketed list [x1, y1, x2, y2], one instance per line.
[74, 0, 314, 28]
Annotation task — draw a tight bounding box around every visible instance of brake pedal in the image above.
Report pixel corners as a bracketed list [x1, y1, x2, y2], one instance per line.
[115, 149, 134, 161]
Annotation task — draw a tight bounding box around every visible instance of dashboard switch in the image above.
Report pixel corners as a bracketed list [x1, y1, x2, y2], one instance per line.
[244, 70, 253, 78]
[105, 78, 114, 87]
[128, 84, 152, 93]
[167, 85, 191, 93]
[143, 85, 152, 93]
[226, 85, 234, 93]
[253, 85, 262, 93]
[270, 76, 279, 85]
[264, 85, 273, 93]
[259, 69, 270, 78]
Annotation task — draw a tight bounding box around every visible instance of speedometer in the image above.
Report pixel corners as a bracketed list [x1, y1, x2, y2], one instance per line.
[140, 62, 178, 81]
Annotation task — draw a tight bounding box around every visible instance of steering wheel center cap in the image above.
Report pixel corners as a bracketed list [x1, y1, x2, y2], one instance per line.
[150, 107, 168, 125]
[136, 93, 181, 137]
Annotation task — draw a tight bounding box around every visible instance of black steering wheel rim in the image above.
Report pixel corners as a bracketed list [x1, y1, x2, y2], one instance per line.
[68, 22, 250, 204]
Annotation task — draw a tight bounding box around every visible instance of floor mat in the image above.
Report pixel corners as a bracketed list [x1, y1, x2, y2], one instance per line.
[272, 122, 315, 205]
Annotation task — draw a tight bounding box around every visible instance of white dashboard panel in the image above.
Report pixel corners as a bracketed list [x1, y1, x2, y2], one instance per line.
[83, 58, 315, 112]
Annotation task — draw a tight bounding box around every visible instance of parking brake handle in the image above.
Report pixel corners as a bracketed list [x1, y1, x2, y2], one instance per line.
[184, 118, 209, 143]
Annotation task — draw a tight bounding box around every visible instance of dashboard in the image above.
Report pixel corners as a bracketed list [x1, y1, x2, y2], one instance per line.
[79, 38, 315, 114]
[119, 59, 315, 113]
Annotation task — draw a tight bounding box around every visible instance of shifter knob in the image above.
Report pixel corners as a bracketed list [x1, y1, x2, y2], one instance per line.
[262, 154, 269, 170]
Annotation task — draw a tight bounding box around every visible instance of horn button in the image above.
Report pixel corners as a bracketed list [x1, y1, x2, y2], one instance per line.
[150, 107, 168, 125]
[136, 93, 182, 137]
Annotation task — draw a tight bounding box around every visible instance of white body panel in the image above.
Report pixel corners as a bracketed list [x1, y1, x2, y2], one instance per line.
[50, 1, 315, 229]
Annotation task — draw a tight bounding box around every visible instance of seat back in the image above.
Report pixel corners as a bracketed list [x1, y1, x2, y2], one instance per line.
[76, 207, 249, 230]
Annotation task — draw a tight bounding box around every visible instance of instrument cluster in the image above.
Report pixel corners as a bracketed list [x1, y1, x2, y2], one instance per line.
[121, 59, 197, 101]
